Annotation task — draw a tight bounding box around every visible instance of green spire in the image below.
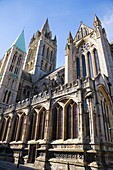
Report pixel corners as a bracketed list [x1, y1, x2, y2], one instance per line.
[12, 30, 26, 53]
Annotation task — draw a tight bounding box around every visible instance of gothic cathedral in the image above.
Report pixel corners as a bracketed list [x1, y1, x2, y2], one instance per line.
[0, 16, 113, 170]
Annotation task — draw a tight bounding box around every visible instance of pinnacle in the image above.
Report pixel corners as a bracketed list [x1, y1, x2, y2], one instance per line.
[68, 32, 73, 43]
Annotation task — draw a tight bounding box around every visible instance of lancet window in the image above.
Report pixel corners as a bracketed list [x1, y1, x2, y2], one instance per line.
[37, 108, 46, 140]
[3, 90, 8, 103]
[11, 115, 19, 141]
[93, 48, 100, 75]
[1, 117, 11, 141]
[12, 53, 17, 63]
[66, 100, 78, 139]
[42, 45, 45, 57]
[87, 51, 93, 77]
[99, 91, 111, 142]
[17, 113, 25, 141]
[46, 47, 49, 60]
[52, 103, 63, 140]
[6, 91, 11, 104]
[52, 99, 78, 140]
[29, 111, 37, 140]
[76, 57, 80, 79]
[81, 54, 86, 79]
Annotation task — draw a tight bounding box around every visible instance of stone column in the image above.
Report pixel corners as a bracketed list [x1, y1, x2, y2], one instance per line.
[71, 104, 74, 139]
[56, 107, 59, 139]
[63, 107, 66, 140]
[1, 118, 7, 141]
[34, 110, 39, 140]
[44, 110, 49, 141]
[8, 115, 16, 142]
[6, 116, 13, 143]
[78, 89, 84, 144]
[87, 98, 95, 144]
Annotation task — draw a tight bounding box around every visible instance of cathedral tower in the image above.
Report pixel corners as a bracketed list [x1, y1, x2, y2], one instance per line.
[24, 19, 57, 82]
[0, 30, 26, 108]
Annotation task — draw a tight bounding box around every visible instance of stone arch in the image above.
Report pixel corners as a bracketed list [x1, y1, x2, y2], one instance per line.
[35, 106, 46, 140]
[11, 114, 19, 141]
[52, 98, 78, 141]
[1, 116, 11, 141]
[98, 85, 111, 104]
[93, 48, 100, 75]
[12, 112, 26, 142]
[64, 99, 78, 139]
[28, 109, 37, 140]
[52, 103, 63, 140]
[97, 85, 112, 142]
[87, 51, 93, 77]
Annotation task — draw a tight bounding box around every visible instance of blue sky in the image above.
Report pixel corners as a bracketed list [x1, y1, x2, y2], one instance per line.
[0, 0, 113, 67]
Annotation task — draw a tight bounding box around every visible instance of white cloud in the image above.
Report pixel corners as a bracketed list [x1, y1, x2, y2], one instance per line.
[102, 11, 113, 42]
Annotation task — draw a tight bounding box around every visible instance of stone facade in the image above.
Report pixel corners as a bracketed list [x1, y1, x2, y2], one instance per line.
[0, 16, 113, 170]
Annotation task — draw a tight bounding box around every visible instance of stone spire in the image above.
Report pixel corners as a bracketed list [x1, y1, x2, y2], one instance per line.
[67, 32, 73, 43]
[94, 15, 101, 27]
[12, 30, 26, 53]
[41, 18, 50, 33]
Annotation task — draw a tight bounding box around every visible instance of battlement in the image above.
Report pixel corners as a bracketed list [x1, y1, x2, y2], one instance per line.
[3, 77, 94, 114]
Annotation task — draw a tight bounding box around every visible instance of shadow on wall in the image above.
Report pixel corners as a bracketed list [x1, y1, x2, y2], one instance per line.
[0, 144, 14, 162]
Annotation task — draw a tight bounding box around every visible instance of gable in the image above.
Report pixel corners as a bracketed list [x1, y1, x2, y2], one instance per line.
[74, 22, 93, 42]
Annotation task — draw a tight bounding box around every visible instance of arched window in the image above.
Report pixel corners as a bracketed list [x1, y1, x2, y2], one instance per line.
[78, 34, 80, 40]
[3, 90, 8, 102]
[66, 100, 78, 139]
[50, 51, 53, 62]
[28, 111, 37, 140]
[81, 54, 86, 79]
[0, 118, 6, 141]
[17, 113, 25, 141]
[11, 115, 19, 141]
[12, 53, 17, 63]
[45, 63, 47, 70]
[41, 60, 43, 69]
[81, 27, 83, 38]
[37, 108, 46, 139]
[94, 49, 100, 75]
[2, 117, 11, 141]
[14, 67, 18, 75]
[17, 56, 22, 66]
[6, 91, 11, 104]
[76, 57, 80, 78]
[87, 52, 93, 77]
[46, 47, 49, 60]
[42, 45, 45, 57]
[99, 93, 111, 142]
[9, 65, 14, 72]
[52, 104, 63, 140]
[49, 66, 52, 72]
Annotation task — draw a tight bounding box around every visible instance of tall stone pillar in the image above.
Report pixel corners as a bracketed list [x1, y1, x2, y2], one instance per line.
[6, 115, 13, 143]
